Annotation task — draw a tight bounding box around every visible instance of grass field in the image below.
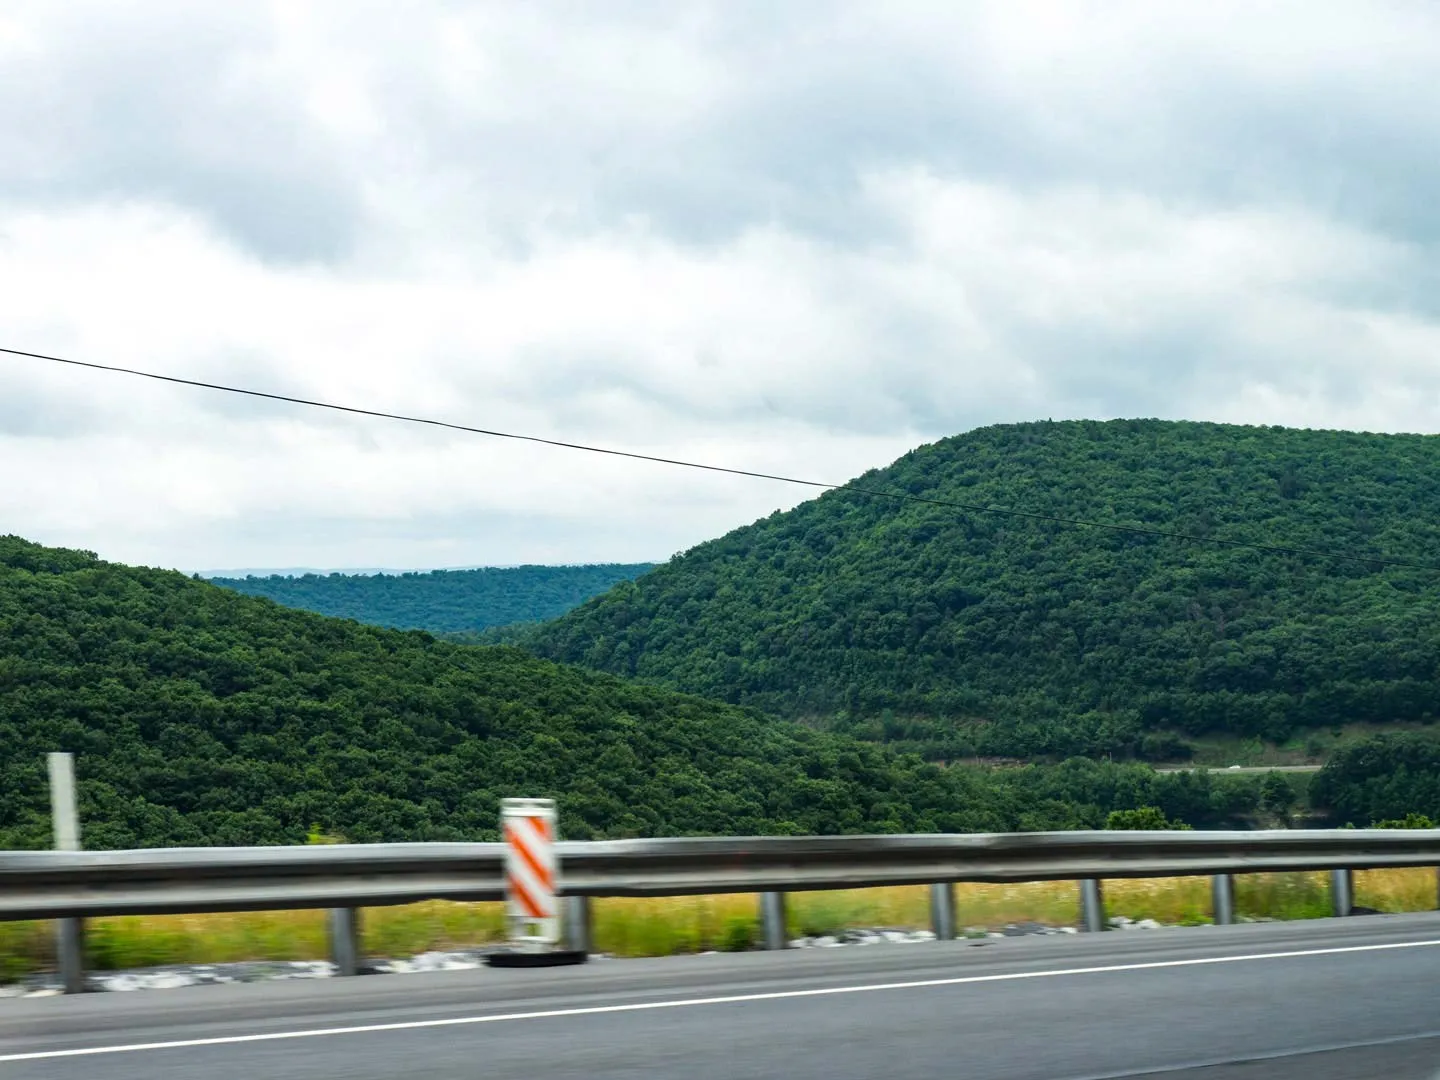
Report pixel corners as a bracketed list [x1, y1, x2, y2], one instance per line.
[2, 868, 1435, 981]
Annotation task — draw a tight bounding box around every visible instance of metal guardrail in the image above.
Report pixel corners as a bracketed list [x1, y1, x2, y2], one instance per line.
[4, 830, 1440, 986]
[7, 830, 1440, 918]
[0, 843, 507, 918]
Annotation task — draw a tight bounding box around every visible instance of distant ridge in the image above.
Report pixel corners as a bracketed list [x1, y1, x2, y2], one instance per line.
[199, 565, 502, 578]
[210, 562, 659, 633]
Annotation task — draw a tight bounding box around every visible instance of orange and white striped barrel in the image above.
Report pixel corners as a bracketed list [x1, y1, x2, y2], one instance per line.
[501, 797, 559, 946]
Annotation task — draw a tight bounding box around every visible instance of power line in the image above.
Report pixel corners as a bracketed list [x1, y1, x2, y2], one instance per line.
[5, 344, 1439, 573]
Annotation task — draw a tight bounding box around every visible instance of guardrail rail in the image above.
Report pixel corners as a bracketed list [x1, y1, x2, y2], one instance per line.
[4, 829, 1440, 988]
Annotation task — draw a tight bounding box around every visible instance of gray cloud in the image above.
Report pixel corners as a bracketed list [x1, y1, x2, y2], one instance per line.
[2, 2, 1440, 569]
[362, 4, 1440, 260]
[0, 5, 361, 261]
[0, 381, 100, 437]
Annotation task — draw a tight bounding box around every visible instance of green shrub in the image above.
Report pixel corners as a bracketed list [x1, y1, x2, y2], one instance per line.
[720, 917, 756, 952]
[1105, 806, 1190, 830]
[1373, 813, 1435, 829]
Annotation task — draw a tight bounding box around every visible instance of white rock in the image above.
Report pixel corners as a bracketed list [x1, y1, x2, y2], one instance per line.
[143, 971, 196, 990]
[400, 951, 480, 972]
[1134, 919, 1164, 930]
[275, 961, 334, 979]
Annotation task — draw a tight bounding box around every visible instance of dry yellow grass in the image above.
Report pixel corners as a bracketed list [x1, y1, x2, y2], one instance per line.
[1, 868, 1434, 979]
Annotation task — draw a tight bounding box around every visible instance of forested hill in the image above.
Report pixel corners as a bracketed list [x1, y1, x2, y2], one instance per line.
[2, 535, 1274, 848]
[210, 563, 656, 634]
[520, 419, 1440, 762]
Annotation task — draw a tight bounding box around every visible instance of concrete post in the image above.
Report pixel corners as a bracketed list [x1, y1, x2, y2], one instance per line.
[562, 895, 593, 955]
[929, 882, 957, 941]
[1330, 869, 1354, 917]
[329, 907, 362, 976]
[1211, 873, 1236, 925]
[759, 891, 788, 950]
[1079, 878, 1105, 932]
[47, 752, 85, 994]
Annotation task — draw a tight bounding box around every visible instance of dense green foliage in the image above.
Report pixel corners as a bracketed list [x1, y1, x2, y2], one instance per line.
[1311, 733, 1440, 826]
[1373, 813, 1436, 829]
[1104, 806, 1190, 830]
[522, 420, 1440, 761]
[210, 563, 656, 635]
[0, 536, 1270, 847]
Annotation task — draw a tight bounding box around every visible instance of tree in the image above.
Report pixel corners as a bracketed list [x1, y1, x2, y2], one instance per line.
[1259, 772, 1297, 826]
[1104, 806, 1191, 831]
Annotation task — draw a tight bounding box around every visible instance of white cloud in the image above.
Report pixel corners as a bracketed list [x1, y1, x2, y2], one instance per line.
[1, 1, 1438, 570]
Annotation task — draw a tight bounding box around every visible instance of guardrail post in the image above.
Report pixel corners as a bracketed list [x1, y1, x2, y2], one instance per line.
[329, 907, 362, 975]
[48, 752, 85, 994]
[759, 891, 788, 949]
[1435, 867, 1440, 911]
[562, 895, 592, 954]
[1211, 873, 1236, 925]
[1330, 869, 1354, 917]
[929, 882, 957, 940]
[1079, 878, 1105, 932]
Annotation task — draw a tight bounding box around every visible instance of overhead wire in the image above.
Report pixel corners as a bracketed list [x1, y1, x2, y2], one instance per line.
[4, 344, 1439, 573]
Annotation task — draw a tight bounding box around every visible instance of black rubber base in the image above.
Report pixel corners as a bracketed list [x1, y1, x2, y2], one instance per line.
[484, 949, 589, 968]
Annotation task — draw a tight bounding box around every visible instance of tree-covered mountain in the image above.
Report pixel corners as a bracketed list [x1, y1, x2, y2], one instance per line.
[519, 420, 1440, 762]
[1, 535, 1277, 849]
[210, 563, 657, 635]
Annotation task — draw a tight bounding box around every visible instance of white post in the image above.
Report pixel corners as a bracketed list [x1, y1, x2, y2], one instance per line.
[47, 752, 84, 994]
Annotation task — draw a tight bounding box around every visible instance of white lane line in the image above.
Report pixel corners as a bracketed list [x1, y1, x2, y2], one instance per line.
[4, 938, 1439, 1063]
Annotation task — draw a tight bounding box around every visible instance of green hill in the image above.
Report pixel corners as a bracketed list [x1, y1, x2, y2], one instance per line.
[1, 535, 1277, 848]
[210, 563, 656, 635]
[520, 419, 1440, 762]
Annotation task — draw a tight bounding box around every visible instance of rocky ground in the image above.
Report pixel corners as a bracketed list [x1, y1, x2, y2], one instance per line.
[1, 915, 1212, 998]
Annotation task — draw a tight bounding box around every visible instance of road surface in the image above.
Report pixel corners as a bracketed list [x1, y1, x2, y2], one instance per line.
[3, 914, 1439, 1079]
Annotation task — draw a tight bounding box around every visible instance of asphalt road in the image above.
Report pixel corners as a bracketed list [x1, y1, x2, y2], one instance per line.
[4, 914, 1440, 1079]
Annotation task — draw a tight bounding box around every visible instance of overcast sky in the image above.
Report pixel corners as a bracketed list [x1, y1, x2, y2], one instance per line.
[3, 2, 1439, 572]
